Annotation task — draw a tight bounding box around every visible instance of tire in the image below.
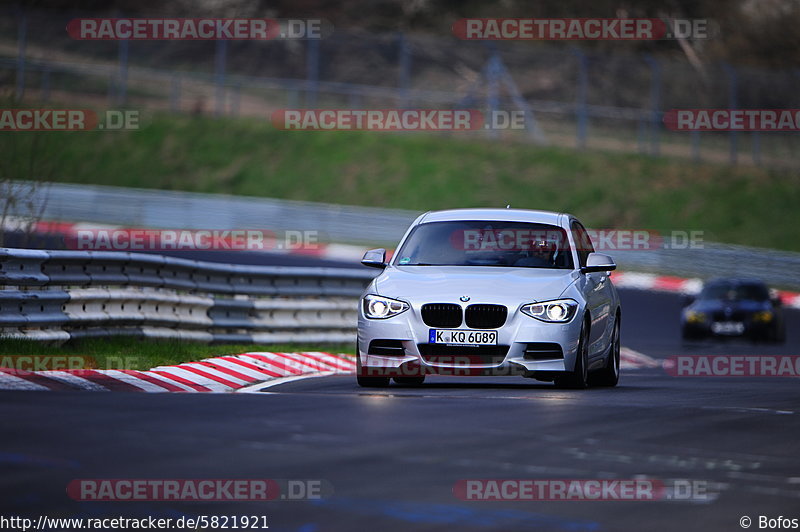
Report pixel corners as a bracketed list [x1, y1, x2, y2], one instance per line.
[590, 315, 620, 387]
[356, 341, 390, 388]
[555, 319, 590, 389]
[393, 376, 425, 385]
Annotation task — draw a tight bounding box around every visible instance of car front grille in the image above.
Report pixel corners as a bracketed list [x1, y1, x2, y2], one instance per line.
[417, 344, 509, 366]
[522, 342, 564, 360]
[711, 310, 748, 322]
[421, 303, 463, 328]
[465, 304, 508, 329]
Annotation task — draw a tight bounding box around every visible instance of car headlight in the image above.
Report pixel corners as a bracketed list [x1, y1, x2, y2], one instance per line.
[521, 299, 578, 323]
[362, 294, 409, 319]
[684, 310, 706, 324]
[753, 311, 773, 323]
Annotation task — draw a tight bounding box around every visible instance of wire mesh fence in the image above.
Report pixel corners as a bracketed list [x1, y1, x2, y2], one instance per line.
[2, 8, 799, 168]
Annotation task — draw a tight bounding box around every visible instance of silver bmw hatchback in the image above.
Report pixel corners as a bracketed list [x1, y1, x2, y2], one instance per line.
[357, 208, 621, 389]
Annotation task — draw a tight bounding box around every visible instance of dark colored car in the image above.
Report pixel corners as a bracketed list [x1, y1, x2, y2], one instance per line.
[681, 278, 786, 343]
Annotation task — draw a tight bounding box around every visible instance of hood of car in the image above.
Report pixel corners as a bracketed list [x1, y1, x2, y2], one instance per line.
[691, 298, 771, 314]
[375, 266, 578, 304]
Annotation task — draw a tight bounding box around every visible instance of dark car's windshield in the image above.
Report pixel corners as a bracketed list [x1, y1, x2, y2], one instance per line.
[394, 220, 574, 269]
[700, 282, 770, 301]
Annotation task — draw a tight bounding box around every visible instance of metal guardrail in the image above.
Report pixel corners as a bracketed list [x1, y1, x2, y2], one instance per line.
[0, 247, 377, 343]
[610, 243, 800, 290]
[12, 181, 800, 290]
[19, 182, 417, 247]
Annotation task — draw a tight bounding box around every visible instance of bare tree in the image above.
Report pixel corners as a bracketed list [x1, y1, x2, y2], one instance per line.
[0, 132, 55, 248]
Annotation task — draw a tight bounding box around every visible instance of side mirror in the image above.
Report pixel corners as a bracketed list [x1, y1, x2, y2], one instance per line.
[580, 252, 616, 273]
[361, 248, 387, 269]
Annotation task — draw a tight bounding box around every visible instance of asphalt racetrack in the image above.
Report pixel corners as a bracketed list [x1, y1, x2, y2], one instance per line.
[1, 254, 798, 532]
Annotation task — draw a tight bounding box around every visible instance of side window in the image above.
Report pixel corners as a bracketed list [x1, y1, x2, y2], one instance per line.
[571, 221, 594, 268]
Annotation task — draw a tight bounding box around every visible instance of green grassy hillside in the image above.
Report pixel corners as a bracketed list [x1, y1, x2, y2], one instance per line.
[5, 113, 799, 250]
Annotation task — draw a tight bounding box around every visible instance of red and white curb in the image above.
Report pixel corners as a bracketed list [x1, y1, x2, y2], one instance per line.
[0, 352, 355, 393]
[0, 348, 661, 392]
[620, 347, 662, 370]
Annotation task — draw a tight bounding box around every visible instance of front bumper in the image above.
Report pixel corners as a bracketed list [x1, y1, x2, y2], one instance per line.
[357, 304, 583, 378]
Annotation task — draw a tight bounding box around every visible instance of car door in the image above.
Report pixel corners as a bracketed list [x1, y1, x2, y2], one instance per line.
[571, 220, 612, 360]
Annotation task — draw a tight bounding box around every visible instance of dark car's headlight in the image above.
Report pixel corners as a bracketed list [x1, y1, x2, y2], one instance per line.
[684, 310, 707, 323]
[521, 299, 578, 323]
[753, 311, 773, 323]
[363, 295, 409, 319]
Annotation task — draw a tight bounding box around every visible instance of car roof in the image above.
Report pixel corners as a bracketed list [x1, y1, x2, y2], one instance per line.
[418, 208, 569, 226]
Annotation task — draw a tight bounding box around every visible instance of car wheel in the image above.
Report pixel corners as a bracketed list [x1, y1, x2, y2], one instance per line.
[356, 341, 390, 388]
[555, 319, 590, 389]
[590, 315, 620, 387]
[393, 376, 425, 385]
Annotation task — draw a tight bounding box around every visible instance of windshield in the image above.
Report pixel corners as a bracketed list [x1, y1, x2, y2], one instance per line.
[393, 220, 574, 269]
[700, 282, 770, 301]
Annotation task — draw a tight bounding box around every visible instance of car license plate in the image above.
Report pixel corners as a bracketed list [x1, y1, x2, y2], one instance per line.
[429, 329, 497, 346]
[711, 321, 745, 335]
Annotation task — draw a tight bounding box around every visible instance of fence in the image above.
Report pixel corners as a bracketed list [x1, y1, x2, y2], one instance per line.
[2, 9, 800, 168]
[0, 247, 376, 343]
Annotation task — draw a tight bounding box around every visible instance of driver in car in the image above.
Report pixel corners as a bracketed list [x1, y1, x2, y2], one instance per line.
[514, 239, 558, 268]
